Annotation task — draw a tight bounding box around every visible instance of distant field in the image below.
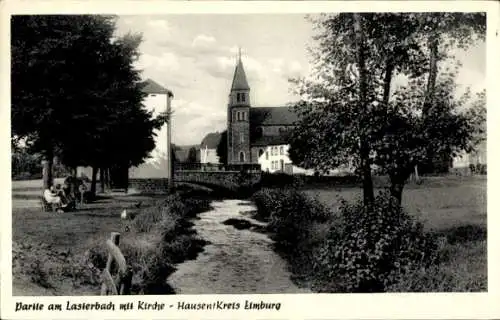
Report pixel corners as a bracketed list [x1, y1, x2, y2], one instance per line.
[304, 176, 487, 231]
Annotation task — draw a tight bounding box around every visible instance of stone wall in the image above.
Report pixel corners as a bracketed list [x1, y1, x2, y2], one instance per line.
[128, 178, 169, 194]
[128, 170, 262, 194]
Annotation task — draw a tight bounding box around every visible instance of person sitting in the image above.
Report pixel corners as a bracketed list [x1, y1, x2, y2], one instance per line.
[43, 186, 63, 210]
[56, 183, 75, 207]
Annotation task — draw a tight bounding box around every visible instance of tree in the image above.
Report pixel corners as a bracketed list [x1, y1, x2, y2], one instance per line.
[288, 13, 485, 205]
[216, 130, 228, 165]
[187, 147, 198, 163]
[11, 15, 167, 193]
[415, 13, 486, 173]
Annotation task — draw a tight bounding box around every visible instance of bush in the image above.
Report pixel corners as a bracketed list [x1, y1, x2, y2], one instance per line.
[312, 191, 438, 293]
[251, 188, 331, 251]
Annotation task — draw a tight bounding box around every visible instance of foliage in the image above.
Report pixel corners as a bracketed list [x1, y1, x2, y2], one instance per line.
[216, 130, 228, 165]
[288, 13, 486, 203]
[312, 191, 438, 292]
[251, 188, 331, 251]
[186, 147, 198, 163]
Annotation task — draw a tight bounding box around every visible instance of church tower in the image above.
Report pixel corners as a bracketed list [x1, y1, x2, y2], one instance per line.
[227, 49, 251, 164]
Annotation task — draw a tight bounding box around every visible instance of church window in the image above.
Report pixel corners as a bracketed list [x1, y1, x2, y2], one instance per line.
[280, 146, 284, 155]
[237, 112, 241, 121]
[258, 149, 264, 158]
[265, 151, 269, 160]
[239, 151, 245, 162]
[241, 93, 246, 102]
[236, 93, 241, 102]
[240, 135, 244, 143]
[242, 112, 246, 121]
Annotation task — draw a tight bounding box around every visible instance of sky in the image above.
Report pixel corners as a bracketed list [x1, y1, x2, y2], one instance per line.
[115, 14, 486, 146]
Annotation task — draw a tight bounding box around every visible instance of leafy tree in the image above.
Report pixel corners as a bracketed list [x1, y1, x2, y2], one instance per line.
[11, 15, 167, 193]
[187, 147, 198, 163]
[288, 13, 486, 204]
[216, 130, 228, 165]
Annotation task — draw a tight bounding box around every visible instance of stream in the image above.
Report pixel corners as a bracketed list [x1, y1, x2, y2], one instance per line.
[167, 199, 310, 294]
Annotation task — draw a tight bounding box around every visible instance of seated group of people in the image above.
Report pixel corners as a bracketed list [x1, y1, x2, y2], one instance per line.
[43, 177, 88, 211]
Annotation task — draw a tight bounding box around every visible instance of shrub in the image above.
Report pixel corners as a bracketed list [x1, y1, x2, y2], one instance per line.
[251, 188, 282, 219]
[252, 188, 331, 252]
[312, 191, 438, 293]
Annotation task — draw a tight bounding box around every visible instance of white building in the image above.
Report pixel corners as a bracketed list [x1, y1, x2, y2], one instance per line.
[128, 79, 174, 178]
[77, 78, 174, 180]
[200, 132, 221, 164]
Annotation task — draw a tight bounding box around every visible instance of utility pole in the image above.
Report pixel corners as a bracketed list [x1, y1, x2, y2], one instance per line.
[166, 91, 174, 193]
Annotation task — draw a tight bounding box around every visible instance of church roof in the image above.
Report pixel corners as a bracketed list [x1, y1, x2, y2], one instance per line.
[251, 134, 290, 147]
[141, 79, 174, 96]
[200, 132, 222, 149]
[231, 58, 250, 91]
[250, 106, 299, 126]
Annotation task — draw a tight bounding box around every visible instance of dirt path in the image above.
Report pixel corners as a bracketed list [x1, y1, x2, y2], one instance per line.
[168, 200, 310, 294]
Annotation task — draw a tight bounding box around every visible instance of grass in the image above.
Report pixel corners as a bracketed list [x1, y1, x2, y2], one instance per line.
[303, 176, 486, 231]
[12, 180, 212, 296]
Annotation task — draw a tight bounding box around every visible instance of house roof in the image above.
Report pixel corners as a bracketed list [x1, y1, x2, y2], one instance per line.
[200, 132, 222, 149]
[141, 79, 174, 97]
[231, 58, 250, 91]
[251, 134, 290, 147]
[250, 106, 299, 126]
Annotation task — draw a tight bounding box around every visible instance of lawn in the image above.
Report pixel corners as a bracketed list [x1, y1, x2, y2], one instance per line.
[303, 176, 487, 231]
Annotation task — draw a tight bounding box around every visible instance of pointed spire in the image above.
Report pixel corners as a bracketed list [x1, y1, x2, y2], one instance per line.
[231, 47, 250, 91]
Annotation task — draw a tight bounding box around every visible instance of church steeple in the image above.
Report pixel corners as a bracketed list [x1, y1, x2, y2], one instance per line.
[230, 48, 250, 91]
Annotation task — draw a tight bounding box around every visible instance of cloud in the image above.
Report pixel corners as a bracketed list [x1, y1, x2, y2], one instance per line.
[136, 52, 180, 71]
[146, 19, 171, 32]
[192, 34, 216, 47]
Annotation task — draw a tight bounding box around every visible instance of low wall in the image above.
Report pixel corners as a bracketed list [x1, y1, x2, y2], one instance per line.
[128, 170, 262, 194]
[128, 178, 169, 194]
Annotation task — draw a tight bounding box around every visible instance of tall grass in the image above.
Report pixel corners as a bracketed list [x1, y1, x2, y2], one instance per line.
[83, 192, 211, 294]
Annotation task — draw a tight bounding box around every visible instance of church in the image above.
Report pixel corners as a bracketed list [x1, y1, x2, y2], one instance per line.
[225, 54, 313, 175]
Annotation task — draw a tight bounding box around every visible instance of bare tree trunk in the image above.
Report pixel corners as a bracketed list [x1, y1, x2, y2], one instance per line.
[104, 168, 109, 190]
[353, 13, 375, 206]
[423, 35, 439, 116]
[382, 59, 395, 109]
[90, 165, 98, 196]
[42, 148, 54, 189]
[99, 167, 105, 193]
[389, 175, 404, 205]
[423, 35, 439, 173]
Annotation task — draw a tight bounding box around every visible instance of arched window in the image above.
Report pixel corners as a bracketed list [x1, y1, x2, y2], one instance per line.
[239, 151, 245, 162]
[279, 146, 284, 155]
[241, 93, 246, 102]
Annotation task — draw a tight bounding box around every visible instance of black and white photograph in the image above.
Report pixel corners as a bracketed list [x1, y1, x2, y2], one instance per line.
[2, 1, 498, 319]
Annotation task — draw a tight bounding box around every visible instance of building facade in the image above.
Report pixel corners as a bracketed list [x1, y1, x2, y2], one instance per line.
[225, 55, 315, 174]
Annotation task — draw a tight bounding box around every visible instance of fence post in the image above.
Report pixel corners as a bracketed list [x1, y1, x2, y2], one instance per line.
[100, 232, 120, 295]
